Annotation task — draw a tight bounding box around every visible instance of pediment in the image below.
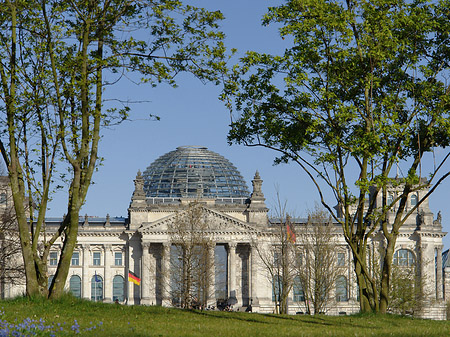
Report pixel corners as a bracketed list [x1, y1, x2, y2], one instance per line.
[139, 206, 261, 235]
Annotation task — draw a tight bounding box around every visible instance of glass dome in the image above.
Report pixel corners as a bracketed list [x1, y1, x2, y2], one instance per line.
[142, 146, 249, 199]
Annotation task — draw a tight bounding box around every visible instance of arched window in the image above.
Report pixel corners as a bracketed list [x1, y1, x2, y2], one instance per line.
[293, 276, 305, 302]
[410, 194, 418, 206]
[70, 275, 81, 298]
[336, 276, 348, 302]
[393, 249, 415, 267]
[113, 275, 124, 302]
[91, 275, 103, 301]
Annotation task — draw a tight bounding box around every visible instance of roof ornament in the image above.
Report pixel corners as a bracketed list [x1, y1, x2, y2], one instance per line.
[418, 209, 425, 226]
[251, 170, 265, 200]
[130, 170, 146, 208]
[434, 211, 442, 226]
[105, 214, 111, 228]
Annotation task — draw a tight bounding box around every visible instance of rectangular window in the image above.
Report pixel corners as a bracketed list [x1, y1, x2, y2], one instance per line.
[93, 252, 101, 266]
[272, 275, 282, 302]
[0, 193, 6, 204]
[273, 251, 281, 269]
[49, 252, 58, 266]
[115, 252, 122, 266]
[296, 253, 303, 267]
[71, 252, 79, 266]
[337, 253, 345, 267]
[410, 194, 418, 206]
[293, 277, 305, 302]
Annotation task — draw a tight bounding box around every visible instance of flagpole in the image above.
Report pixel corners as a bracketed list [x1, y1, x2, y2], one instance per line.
[126, 268, 129, 305]
[95, 271, 97, 302]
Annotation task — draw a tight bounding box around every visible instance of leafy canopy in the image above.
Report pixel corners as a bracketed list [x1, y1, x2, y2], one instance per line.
[223, 0, 450, 193]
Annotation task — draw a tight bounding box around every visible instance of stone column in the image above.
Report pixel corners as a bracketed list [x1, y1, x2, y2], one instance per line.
[127, 242, 134, 305]
[141, 242, 151, 305]
[420, 242, 429, 302]
[436, 245, 443, 300]
[162, 242, 171, 306]
[104, 244, 112, 302]
[82, 244, 90, 300]
[208, 242, 216, 307]
[228, 243, 237, 305]
[250, 243, 259, 309]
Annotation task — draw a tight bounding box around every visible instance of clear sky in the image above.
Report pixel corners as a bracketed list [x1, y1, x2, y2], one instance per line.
[45, 0, 450, 249]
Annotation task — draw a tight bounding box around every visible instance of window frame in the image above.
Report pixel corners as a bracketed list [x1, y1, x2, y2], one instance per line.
[114, 252, 123, 266]
[293, 276, 305, 302]
[387, 193, 394, 205]
[71, 251, 80, 266]
[48, 275, 54, 289]
[0, 192, 6, 204]
[91, 275, 103, 301]
[393, 249, 415, 267]
[410, 194, 418, 206]
[296, 252, 303, 267]
[337, 252, 345, 267]
[69, 275, 82, 298]
[49, 252, 58, 266]
[112, 275, 125, 302]
[93, 251, 102, 266]
[336, 275, 348, 302]
[272, 275, 283, 302]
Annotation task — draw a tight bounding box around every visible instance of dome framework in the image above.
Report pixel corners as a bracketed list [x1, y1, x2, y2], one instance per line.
[142, 146, 249, 199]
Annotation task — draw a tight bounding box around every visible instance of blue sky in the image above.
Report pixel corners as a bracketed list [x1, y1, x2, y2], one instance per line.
[45, 0, 450, 249]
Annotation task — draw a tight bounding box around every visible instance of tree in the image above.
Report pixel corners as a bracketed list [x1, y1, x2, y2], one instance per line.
[295, 208, 340, 314]
[168, 202, 214, 309]
[0, 0, 228, 298]
[0, 170, 24, 298]
[387, 250, 430, 316]
[255, 195, 296, 314]
[222, 0, 450, 313]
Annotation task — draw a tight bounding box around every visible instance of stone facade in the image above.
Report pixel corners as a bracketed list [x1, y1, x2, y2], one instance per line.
[0, 147, 448, 319]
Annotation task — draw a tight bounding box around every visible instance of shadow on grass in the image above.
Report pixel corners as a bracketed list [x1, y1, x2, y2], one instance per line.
[188, 309, 367, 330]
[188, 309, 274, 325]
[260, 313, 370, 329]
[188, 310, 386, 331]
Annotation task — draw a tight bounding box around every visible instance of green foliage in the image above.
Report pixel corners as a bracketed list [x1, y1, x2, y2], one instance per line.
[1, 0, 229, 206]
[222, 0, 450, 313]
[224, 0, 450, 170]
[389, 265, 424, 316]
[0, 0, 229, 298]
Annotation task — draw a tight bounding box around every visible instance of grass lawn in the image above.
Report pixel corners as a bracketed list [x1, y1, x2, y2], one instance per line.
[0, 296, 449, 336]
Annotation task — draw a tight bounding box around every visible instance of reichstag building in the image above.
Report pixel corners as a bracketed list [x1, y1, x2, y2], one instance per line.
[1, 146, 449, 319]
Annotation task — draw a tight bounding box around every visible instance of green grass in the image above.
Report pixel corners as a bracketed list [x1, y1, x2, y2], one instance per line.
[1, 296, 449, 336]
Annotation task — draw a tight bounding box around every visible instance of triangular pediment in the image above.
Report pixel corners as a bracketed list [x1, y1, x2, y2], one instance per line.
[139, 206, 261, 235]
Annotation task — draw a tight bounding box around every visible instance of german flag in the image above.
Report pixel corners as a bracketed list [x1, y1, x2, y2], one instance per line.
[128, 271, 141, 286]
[286, 220, 296, 244]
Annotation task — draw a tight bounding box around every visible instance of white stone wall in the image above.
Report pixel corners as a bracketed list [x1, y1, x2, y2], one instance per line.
[0, 175, 447, 319]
